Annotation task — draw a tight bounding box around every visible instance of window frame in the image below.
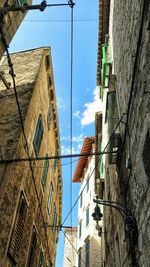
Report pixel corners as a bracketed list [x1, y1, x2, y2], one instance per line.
[80, 191, 83, 208]
[86, 207, 90, 226]
[33, 114, 44, 156]
[79, 220, 82, 239]
[85, 239, 90, 267]
[37, 248, 44, 267]
[47, 182, 53, 214]
[8, 192, 28, 263]
[26, 226, 37, 267]
[41, 155, 49, 190]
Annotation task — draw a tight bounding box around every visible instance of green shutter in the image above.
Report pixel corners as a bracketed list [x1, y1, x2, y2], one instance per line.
[16, 0, 27, 6]
[33, 115, 44, 156]
[41, 156, 49, 190]
[87, 177, 89, 192]
[80, 192, 83, 207]
[79, 221, 82, 238]
[86, 207, 89, 226]
[78, 251, 81, 267]
[85, 240, 90, 267]
[38, 250, 44, 267]
[54, 146, 58, 171]
[48, 183, 53, 213]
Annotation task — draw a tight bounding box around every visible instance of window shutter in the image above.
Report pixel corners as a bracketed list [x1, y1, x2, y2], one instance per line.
[26, 226, 37, 267]
[47, 106, 52, 130]
[41, 156, 49, 190]
[48, 182, 53, 213]
[85, 240, 90, 267]
[38, 250, 44, 267]
[8, 193, 27, 263]
[78, 250, 82, 267]
[16, 0, 27, 6]
[33, 115, 44, 156]
[86, 207, 89, 226]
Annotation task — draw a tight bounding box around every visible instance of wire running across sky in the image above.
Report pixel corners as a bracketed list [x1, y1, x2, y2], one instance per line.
[62, 113, 126, 226]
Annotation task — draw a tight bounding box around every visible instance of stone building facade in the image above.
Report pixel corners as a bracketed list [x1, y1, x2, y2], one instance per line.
[0, 0, 32, 60]
[63, 227, 77, 267]
[96, 0, 150, 266]
[0, 47, 62, 267]
[72, 137, 102, 267]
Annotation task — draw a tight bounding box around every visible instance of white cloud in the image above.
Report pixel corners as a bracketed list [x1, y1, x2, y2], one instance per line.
[61, 145, 82, 155]
[61, 134, 83, 144]
[81, 87, 102, 126]
[73, 110, 81, 119]
[57, 97, 67, 109]
[72, 134, 83, 143]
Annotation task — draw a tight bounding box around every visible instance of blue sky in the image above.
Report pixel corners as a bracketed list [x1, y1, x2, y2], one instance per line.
[9, 0, 100, 266]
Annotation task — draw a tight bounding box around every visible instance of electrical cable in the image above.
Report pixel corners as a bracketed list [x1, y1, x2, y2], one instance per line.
[0, 151, 117, 164]
[0, 26, 53, 264]
[69, 0, 74, 230]
[61, 228, 86, 265]
[62, 113, 126, 226]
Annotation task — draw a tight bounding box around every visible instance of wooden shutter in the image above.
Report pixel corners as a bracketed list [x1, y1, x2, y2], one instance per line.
[8, 193, 27, 263]
[38, 250, 44, 267]
[33, 115, 44, 156]
[41, 156, 49, 190]
[85, 240, 90, 267]
[26, 226, 37, 267]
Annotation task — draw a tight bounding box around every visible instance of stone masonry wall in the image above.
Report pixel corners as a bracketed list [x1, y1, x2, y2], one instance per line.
[0, 48, 62, 266]
[105, 0, 150, 266]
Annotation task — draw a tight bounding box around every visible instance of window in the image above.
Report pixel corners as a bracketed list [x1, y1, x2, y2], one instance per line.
[26, 226, 37, 267]
[54, 146, 58, 171]
[115, 234, 122, 267]
[37, 249, 44, 267]
[85, 240, 90, 267]
[16, 0, 27, 6]
[86, 176, 89, 192]
[47, 106, 52, 130]
[48, 182, 53, 214]
[86, 207, 89, 226]
[8, 192, 27, 263]
[79, 221, 82, 239]
[106, 92, 121, 164]
[52, 203, 57, 231]
[56, 175, 60, 192]
[78, 250, 82, 267]
[33, 115, 44, 156]
[142, 130, 150, 181]
[45, 55, 50, 71]
[41, 156, 49, 190]
[80, 192, 83, 208]
[47, 75, 52, 88]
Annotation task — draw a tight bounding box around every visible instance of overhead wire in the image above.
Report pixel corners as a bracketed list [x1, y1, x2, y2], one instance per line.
[0, 151, 116, 164]
[69, 0, 74, 230]
[61, 228, 86, 265]
[0, 26, 53, 264]
[62, 113, 126, 226]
